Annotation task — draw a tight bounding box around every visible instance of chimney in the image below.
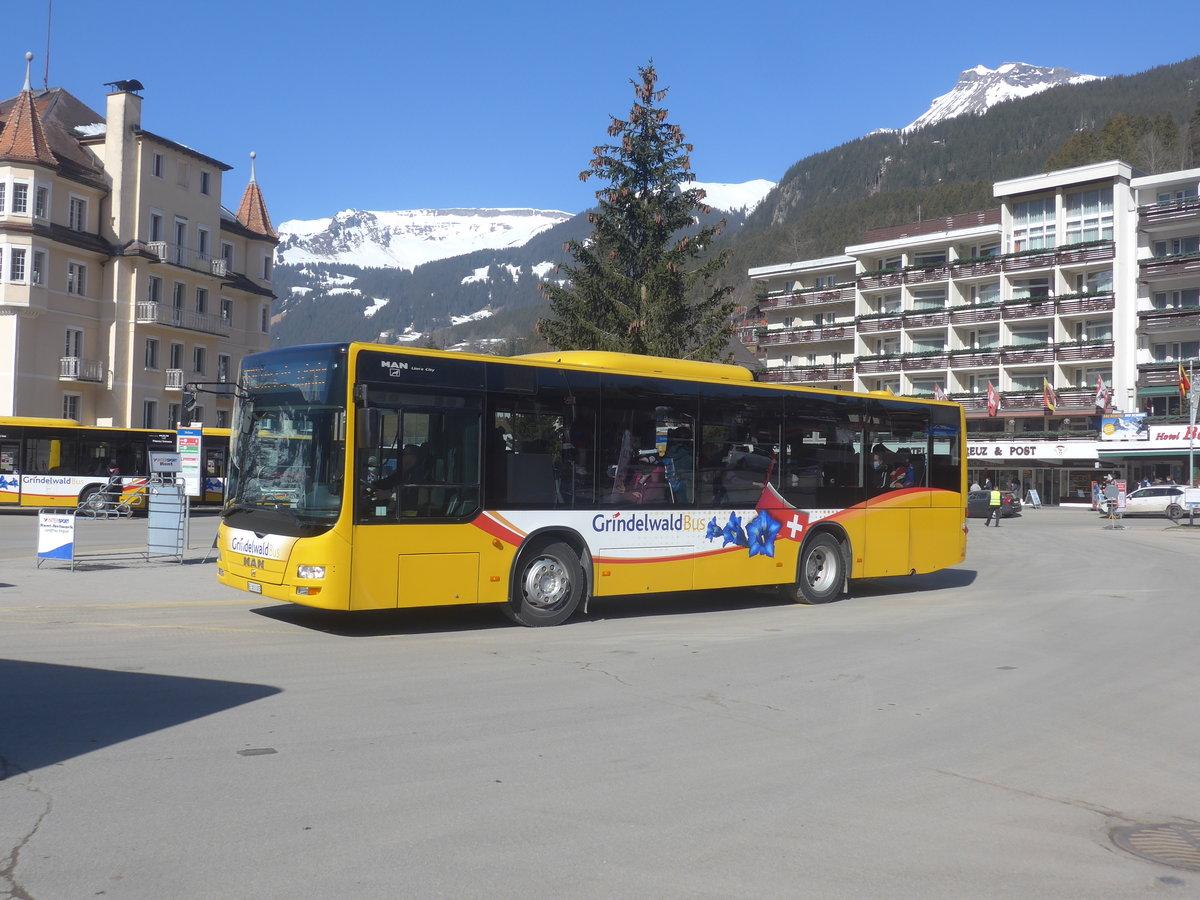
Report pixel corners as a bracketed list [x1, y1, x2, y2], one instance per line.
[104, 83, 143, 242]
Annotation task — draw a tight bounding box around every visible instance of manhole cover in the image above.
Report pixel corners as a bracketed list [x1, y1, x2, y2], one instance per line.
[1112, 824, 1200, 871]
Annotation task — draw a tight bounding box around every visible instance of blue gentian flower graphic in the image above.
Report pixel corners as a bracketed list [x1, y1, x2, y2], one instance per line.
[705, 516, 722, 541]
[747, 510, 781, 559]
[722, 512, 748, 548]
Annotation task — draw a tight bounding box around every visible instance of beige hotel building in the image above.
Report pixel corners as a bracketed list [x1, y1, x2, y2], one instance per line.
[748, 160, 1200, 503]
[0, 57, 277, 430]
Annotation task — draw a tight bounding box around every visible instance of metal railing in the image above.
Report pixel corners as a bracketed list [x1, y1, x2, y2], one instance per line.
[59, 357, 105, 382]
[146, 241, 228, 277]
[136, 301, 231, 336]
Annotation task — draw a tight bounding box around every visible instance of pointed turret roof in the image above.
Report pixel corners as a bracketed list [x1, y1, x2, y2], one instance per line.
[0, 53, 56, 166]
[235, 152, 277, 240]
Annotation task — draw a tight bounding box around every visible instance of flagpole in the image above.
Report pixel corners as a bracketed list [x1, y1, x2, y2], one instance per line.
[1189, 362, 1197, 487]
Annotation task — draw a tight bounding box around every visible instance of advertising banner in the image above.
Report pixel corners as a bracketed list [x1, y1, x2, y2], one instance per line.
[1100, 413, 1150, 441]
[36, 512, 75, 564]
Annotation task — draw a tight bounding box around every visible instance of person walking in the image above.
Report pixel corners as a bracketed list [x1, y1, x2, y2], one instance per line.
[985, 486, 1003, 526]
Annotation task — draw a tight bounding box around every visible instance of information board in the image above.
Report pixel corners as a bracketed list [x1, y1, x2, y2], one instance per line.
[177, 427, 202, 496]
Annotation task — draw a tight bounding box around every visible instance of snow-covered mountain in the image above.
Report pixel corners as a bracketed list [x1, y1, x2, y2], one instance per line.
[275, 180, 776, 273]
[276, 208, 574, 270]
[903, 62, 1101, 132]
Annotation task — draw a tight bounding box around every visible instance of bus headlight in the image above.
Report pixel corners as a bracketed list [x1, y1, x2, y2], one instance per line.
[296, 565, 326, 579]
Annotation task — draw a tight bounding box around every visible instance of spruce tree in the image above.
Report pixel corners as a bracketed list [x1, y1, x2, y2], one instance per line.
[539, 61, 734, 361]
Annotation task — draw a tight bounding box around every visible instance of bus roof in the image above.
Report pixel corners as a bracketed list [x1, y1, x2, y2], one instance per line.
[516, 350, 754, 383]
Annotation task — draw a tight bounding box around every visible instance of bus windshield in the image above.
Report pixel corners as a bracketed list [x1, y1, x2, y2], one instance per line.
[223, 346, 348, 532]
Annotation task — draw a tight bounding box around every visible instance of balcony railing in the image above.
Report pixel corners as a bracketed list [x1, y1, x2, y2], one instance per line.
[136, 301, 231, 336]
[758, 365, 853, 384]
[901, 353, 949, 371]
[855, 315, 904, 333]
[165, 368, 185, 390]
[948, 304, 1002, 325]
[1001, 345, 1056, 365]
[146, 241, 228, 277]
[1055, 340, 1114, 362]
[949, 350, 1001, 368]
[757, 287, 854, 311]
[1138, 361, 1200, 387]
[59, 356, 105, 382]
[856, 357, 902, 374]
[1138, 309, 1200, 333]
[1001, 297, 1055, 320]
[1138, 197, 1200, 226]
[757, 325, 850, 346]
[1140, 252, 1200, 279]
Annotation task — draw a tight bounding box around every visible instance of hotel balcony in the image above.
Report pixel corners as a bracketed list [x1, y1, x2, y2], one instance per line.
[948, 304, 1002, 325]
[165, 368, 185, 391]
[1138, 361, 1200, 388]
[856, 356, 902, 374]
[757, 325, 851, 347]
[1138, 308, 1200, 334]
[856, 314, 904, 334]
[901, 353, 950, 371]
[949, 258, 1003, 279]
[757, 286, 854, 312]
[949, 349, 1001, 369]
[758, 364, 854, 384]
[146, 241, 228, 277]
[59, 357, 105, 383]
[1140, 252, 1200, 280]
[136, 301, 231, 336]
[1054, 340, 1114, 362]
[1138, 197, 1200, 227]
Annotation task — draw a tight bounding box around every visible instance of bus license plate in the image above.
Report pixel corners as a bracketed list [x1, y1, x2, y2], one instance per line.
[247, 582, 262, 594]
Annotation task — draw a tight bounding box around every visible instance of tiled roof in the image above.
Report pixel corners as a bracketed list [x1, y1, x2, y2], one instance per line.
[235, 154, 277, 239]
[0, 76, 56, 165]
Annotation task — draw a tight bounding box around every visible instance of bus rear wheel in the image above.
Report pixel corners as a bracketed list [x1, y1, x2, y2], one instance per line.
[793, 532, 845, 605]
[506, 541, 584, 627]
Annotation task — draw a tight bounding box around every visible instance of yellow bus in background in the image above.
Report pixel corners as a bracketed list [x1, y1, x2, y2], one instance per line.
[215, 343, 967, 626]
[0, 417, 229, 510]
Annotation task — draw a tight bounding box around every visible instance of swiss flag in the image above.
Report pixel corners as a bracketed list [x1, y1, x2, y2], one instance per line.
[986, 381, 1000, 417]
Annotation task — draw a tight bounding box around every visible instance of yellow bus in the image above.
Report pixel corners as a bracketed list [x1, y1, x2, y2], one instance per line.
[0, 417, 230, 510]
[215, 343, 967, 625]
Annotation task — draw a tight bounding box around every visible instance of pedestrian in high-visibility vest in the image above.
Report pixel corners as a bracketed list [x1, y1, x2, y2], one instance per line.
[985, 488, 1002, 527]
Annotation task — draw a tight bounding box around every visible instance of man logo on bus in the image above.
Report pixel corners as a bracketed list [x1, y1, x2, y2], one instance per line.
[381, 360, 409, 376]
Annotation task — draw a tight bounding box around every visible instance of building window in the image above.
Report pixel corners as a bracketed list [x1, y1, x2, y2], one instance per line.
[168, 403, 181, 428]
[913, 251, 946, 267]
[152, 152, 164, 178]
[1080, 270, 1113, 294]
[30, 249, 44, 285]
[1153, 237, 1200, 257]
[1010, 371, 1049, 392]
[65, 327, 83, 358]
[12, 182, 29, 214]
[200, 170, 211, 195]
[63, 394, 80, 422]
[1064, 187, 1113, 244]
[1011, 277, 1051, 300]
[216, 410, 229, 428]
[0, 183, 5, 211]
[912, 288, 946, 310]
[172, 281, 185, 309]
[217, 354, 230, 383]
[197, 227, 210, 261]
[68, 196, 87, 231]
[262, 254, 272, 280]
[8, 247, 25, 282]
[878, 292, 901, 314]
[174, 219, 187, 264]
[169, 342, 183, 370]
[143, 399, 158, 429]
[1153, 289, 1200, 309]
[1076, 320, 1112, 342]
[67, 262, 87, 296]
[149, 211, 164, 243]
[195, 286, 208, 314]
[220, 297, 233, 321]
[1152, 341, 1200, 362]
[1011, 326, 1050, 346]
[145, 338, 160, 370]
[261, 305, 269, 332]
[193, 346, 206, 375]
[147, 275, 162, 303]
[1012, 197, 1055, 252]
[972, 282, 1000, 305]
[189, 405, 204, 426]
[221, 241, 234, 272]
[34, 185, 48, 218]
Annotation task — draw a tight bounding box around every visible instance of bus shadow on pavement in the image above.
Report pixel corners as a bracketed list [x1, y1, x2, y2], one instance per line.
[844, 566, 979, 600]
[249, 603, 513, 636]
[0, 659, 280, 775]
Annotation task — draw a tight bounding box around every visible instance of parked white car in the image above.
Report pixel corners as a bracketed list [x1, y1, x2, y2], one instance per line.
[1119, 485, 1187, 521]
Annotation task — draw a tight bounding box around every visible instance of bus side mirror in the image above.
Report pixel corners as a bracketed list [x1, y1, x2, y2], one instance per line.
[358, 407, 380, 452]
[183, 389, 197, 412]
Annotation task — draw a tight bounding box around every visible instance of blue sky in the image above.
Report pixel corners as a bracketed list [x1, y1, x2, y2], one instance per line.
[3, 0, 1197, 224]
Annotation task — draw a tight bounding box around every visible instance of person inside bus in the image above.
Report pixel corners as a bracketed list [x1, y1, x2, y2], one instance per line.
[369, 444, 429, 515]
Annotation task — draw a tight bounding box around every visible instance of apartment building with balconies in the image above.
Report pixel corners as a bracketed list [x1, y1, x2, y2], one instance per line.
[0, 59, 276, 429]
[748, 160, 1200, 501]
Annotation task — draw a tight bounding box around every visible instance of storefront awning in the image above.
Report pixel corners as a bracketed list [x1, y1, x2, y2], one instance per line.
[1137, 386, 1183, 397]
[1098, 449, 1192, 458]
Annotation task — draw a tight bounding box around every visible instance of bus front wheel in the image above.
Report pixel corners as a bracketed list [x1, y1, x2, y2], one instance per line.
[794, 532, 845, 605]
[506, 541, 583, 627]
